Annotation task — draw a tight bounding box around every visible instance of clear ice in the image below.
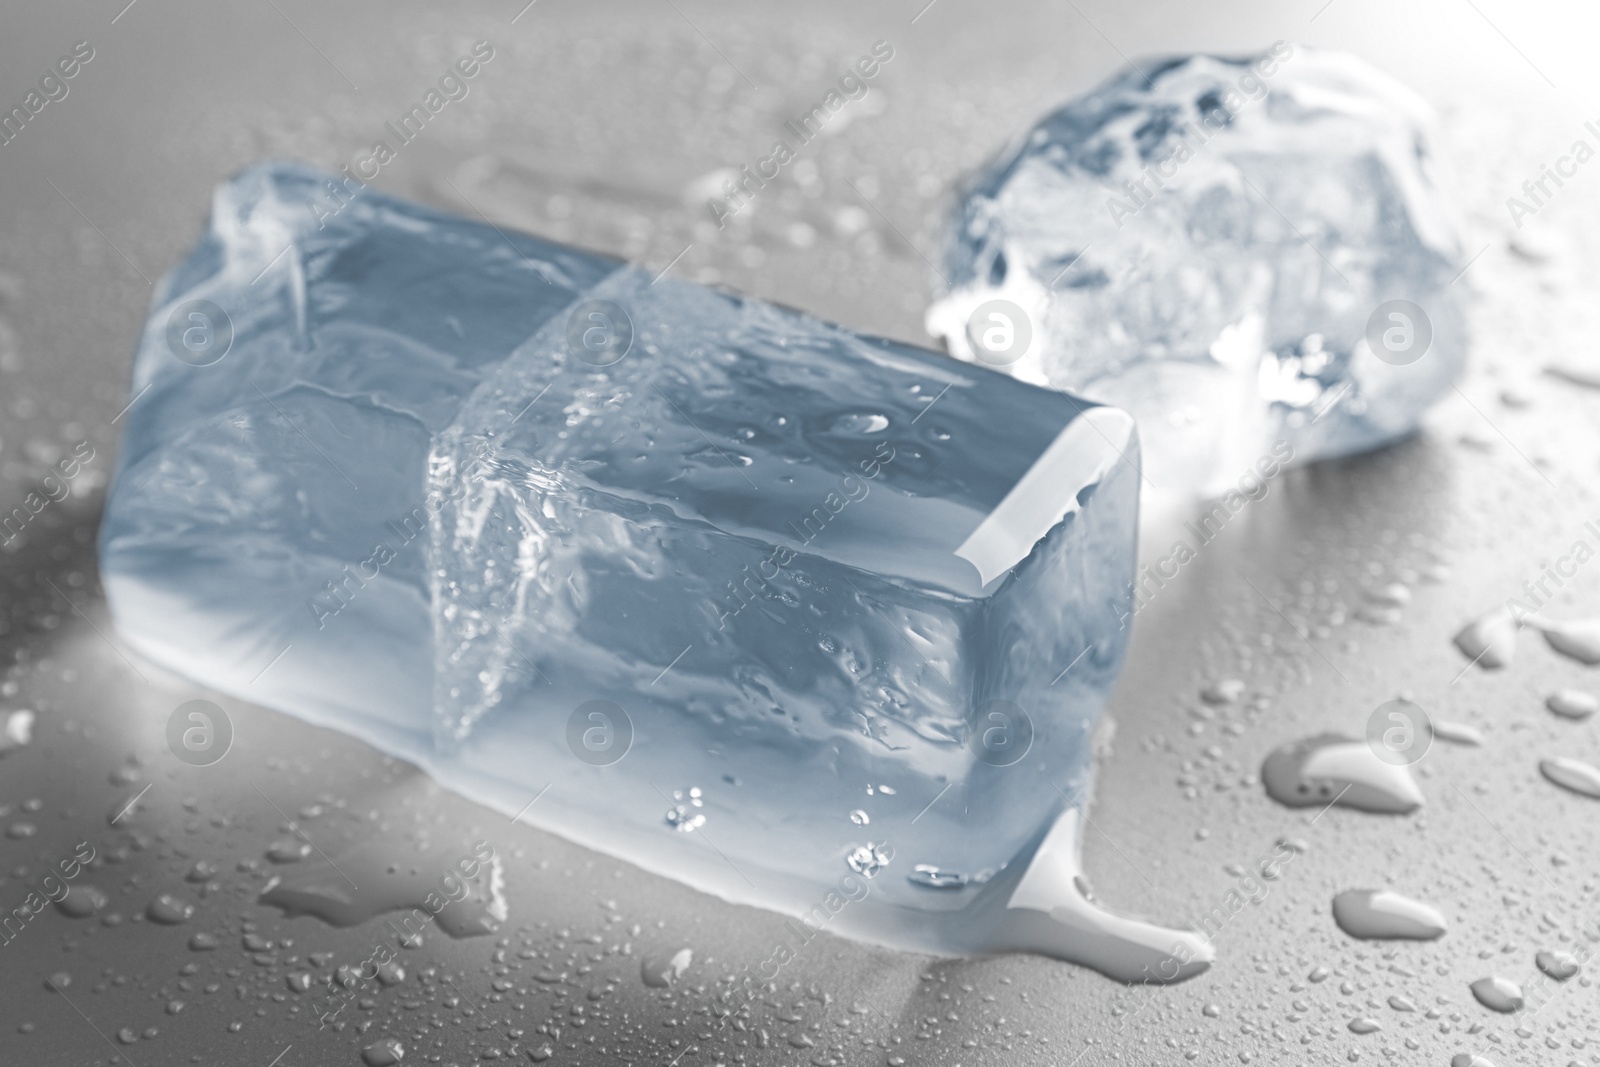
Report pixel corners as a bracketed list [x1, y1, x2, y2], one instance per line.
[925, 46, 1467, 497]
[101, 162, 1211, 980]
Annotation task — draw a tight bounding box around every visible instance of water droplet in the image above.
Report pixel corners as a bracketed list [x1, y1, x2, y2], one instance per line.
[107, 789, 146, 826]
[266, 838, 312, 863]
[1535, 949, 1579, 981]
[1387, 995, 1416, 1012]
[185, 861, 219, 883]
[527, 1047, 553, 1062]
[1202, 1003, 1221, 1017]
[116, 1027, 138, 1045]
[1534, 617, 1600, 665]
[188, 933, 219, 951]
[286, 972, 312, 993]
[54, 886, 107, 919]
[44, 971, 70, 992]
[1201, 679, 1245, 705]
[1469, 975, 1524, 1013]
[145, 894, 195, 925]
[1453, 609, 1519, 670]
[1545, 689, 1597, 720]
[1348, 1017, 1382, 1034]
[7, 823, 35, 839]
[1540, 757, 1600, 799]
[640, 947, 692, 988]
[1261, 735, 1423, 813]
[1366, 583, 1411, 608]
[376, 961, 405, 987]
[907, 864, 968, 889]
[1450, 1055, 1496, 1067]
[0, 709, 34, 755]
[1308, 966, 1330, 983]
[1331, 889, 1447, 940]
[846, 842, 891, 878]
[165, 999, 185, 1015]
[1432, 720, 1484, 746]
[258, 839, 507, 938]
[361, 1038, 406, 1066]
[1500, 385, 1534, 408]
[1357, 603, 1403, 626]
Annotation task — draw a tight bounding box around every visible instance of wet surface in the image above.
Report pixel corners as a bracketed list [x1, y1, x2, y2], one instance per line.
[3, 0, 1600, 1064]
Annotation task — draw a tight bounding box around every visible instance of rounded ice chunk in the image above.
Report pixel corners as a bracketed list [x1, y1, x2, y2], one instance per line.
[926, 45, 1467, 497]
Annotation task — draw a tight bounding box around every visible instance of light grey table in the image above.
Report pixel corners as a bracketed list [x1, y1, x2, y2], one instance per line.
[1, 1, 1596, 1064]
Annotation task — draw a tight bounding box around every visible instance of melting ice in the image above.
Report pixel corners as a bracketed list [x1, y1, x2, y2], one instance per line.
[101, 162, 1208, 981]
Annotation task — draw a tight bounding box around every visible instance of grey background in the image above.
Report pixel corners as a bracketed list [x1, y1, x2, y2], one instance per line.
[1, 0, 1598, 1064]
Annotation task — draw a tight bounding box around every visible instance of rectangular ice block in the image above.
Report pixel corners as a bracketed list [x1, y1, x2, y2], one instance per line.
[101, 162, 1142, 957]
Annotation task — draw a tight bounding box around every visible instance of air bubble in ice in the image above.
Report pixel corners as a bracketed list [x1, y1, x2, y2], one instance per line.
[907, 865, 969, 889]
[827, 413, 890, 435]
[664, 787, 706, 833]
[846, 842, 891, 878]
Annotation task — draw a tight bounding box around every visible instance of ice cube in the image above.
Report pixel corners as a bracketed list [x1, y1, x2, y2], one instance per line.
[102, 162, 1209, 979]
[925, 46, 1467, 497]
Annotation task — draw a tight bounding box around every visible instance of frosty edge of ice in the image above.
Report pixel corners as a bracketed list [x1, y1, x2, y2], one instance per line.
[100, 162, 1211, 981]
